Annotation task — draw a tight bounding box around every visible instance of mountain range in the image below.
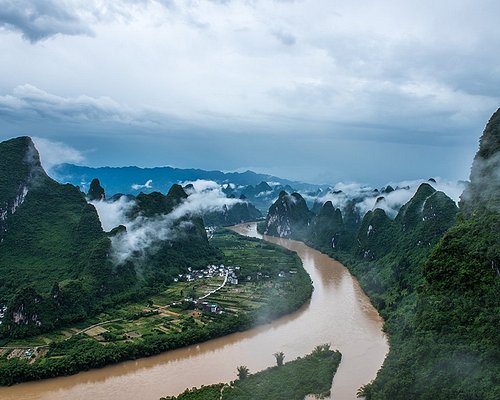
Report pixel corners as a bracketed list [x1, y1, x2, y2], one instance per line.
[259, 108, 500, 400]
[0, 138, 221, 338]
[53, 163, 317, 199]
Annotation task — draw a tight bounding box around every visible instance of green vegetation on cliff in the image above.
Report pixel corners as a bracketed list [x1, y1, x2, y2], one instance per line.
[259, 109, 499, 399]
[0, 137, 116, 338]
[359, 111, 500, 399]
[0, 138, 221, 339]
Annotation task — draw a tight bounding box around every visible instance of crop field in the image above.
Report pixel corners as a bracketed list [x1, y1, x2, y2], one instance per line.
[1, 229, 309, 364]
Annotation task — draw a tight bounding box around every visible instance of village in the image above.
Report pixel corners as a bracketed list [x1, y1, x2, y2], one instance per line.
[0, 262, 292, 363]
[171, 263, 285, 315]
[0, 230, 299, 364]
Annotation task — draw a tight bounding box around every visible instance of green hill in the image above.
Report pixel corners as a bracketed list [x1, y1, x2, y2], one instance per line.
[0, 137, 222, 339]
[261, 191, 313, 238]
[0, 137, 116, 337]
[125, 185, 222, 287]
[257, 111, 500, 398]
[275, 110, 497, 399]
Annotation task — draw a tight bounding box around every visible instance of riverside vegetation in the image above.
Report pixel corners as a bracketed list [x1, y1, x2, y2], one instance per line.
[259, 109, 500, 399]
[0, 229, 312, 385]
[161, 344, 341, 400]
[0, 136, 312, 385]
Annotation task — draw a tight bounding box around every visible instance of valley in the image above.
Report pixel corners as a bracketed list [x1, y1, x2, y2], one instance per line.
[0, 223, 388, 400]
[0, 109, 497, 399]
[1, 4, 498, 399]
[0, 229, 312, 385]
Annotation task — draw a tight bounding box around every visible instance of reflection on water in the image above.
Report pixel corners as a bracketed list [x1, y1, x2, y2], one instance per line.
[0, 223, 388, 400]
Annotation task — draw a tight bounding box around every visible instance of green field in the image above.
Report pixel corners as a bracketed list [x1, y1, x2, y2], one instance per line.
[0, 229, 313, 384]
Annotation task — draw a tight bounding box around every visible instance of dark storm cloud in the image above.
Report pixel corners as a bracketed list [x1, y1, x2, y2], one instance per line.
[0, 84, 176, 127]
[0, 0, 498, 185]
[0, 0, 93, 42]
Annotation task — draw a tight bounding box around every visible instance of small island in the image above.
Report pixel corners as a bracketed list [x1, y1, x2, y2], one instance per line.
[161, 345, 341, 400]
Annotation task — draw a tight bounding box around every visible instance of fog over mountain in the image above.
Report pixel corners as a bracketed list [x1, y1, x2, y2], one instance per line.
[302, 178, 467, 219]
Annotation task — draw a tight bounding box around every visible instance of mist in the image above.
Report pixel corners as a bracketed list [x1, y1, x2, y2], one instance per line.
[91, 180, 243, 263]
[303, 178, 467, 219]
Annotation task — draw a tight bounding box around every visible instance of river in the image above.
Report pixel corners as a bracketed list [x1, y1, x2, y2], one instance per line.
[0, 223, 388, 400]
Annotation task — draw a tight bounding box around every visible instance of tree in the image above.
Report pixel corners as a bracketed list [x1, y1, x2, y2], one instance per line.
[274, 351, 285, 366]
[237, 365, 249, 380]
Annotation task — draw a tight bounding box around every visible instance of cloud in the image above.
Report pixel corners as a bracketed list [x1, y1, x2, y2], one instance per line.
[0, 84, 139, 123]
[0, 0, 145, 43]
[131, 179, 153, 190]
[0, 0, 94, 42]
[90, 195, 135, 232]
[32, 136, 84, 173]
[272, 30, 296, 46]
[0, 1, 499, 184]
[92, 180, 243, 263]
[181, 179, 220, 193]
[306, 178, 467, 219]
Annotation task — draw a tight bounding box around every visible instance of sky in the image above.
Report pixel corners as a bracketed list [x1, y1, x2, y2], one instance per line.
[0, 0, 499, 185]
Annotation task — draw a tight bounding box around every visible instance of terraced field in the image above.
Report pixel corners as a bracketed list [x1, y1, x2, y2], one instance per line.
[0, 229, 311, 367]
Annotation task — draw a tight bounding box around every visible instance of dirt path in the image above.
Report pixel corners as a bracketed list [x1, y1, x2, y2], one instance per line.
[199, 271, 229, 300]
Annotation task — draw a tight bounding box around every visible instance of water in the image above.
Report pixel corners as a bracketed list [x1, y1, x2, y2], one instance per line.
[0, 223, 388, 400]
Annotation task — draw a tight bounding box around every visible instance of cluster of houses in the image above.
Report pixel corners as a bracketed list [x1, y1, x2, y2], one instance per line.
[173, 264, 292, 286]
[174, 264, 241, 285]
[195, 301, 222, 314]
[168, 263, 294, 315]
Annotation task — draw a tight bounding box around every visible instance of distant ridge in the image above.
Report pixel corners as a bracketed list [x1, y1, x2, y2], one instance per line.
[53, 164, 318, 196]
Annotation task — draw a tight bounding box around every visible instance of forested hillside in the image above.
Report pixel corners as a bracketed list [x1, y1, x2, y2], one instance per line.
[259, 109, 500, 399]
[0, 137, 221, 339]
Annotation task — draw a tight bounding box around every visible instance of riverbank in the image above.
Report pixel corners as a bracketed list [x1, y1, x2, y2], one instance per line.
[0, 229, 312, 386]
[0, 222, 387, 400]
[162, 344, 342, 400]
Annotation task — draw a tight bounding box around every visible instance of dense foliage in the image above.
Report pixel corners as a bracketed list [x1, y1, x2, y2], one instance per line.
[0, 229, 312, 385]
[0, 139, 222, 339]
[0, 313, 250, 385]
[203, 202, 262, 227]
[161, 345, 341, 400]
[259, 110, 500, 399]
[262, 191, 313, 237]
[0, 137, 118, 338]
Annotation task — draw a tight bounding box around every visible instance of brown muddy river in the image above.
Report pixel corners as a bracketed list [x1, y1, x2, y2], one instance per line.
[0, 223, 388, 400]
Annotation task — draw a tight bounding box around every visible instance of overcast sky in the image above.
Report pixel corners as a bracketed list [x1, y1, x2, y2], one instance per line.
[0, 0, 498, 185]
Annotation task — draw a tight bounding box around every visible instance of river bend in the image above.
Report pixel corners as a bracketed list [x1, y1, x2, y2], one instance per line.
[0, 223, 388, 400]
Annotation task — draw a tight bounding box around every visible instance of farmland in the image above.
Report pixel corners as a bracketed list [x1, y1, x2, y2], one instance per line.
[0, 229, 312, 381]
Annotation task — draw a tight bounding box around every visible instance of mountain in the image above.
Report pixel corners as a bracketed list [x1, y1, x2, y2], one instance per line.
[356, 208, 397, 260]
[101, 183, 222, 287]
[0, 137, 116, 337]
[203, 202, 262, 227]
[87, 178, 105, 201]
[308, 201, 351, 250]
[241, 181, 273, 198]
[262, 191, 313, 238]
[388, 109, 500, 399]
[53, 164, 317, 199]
[269, 110, 498, 399]
[0, 137, 222, 339]
[461, 108, 500, 212]
[0, 136, 45, 242]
